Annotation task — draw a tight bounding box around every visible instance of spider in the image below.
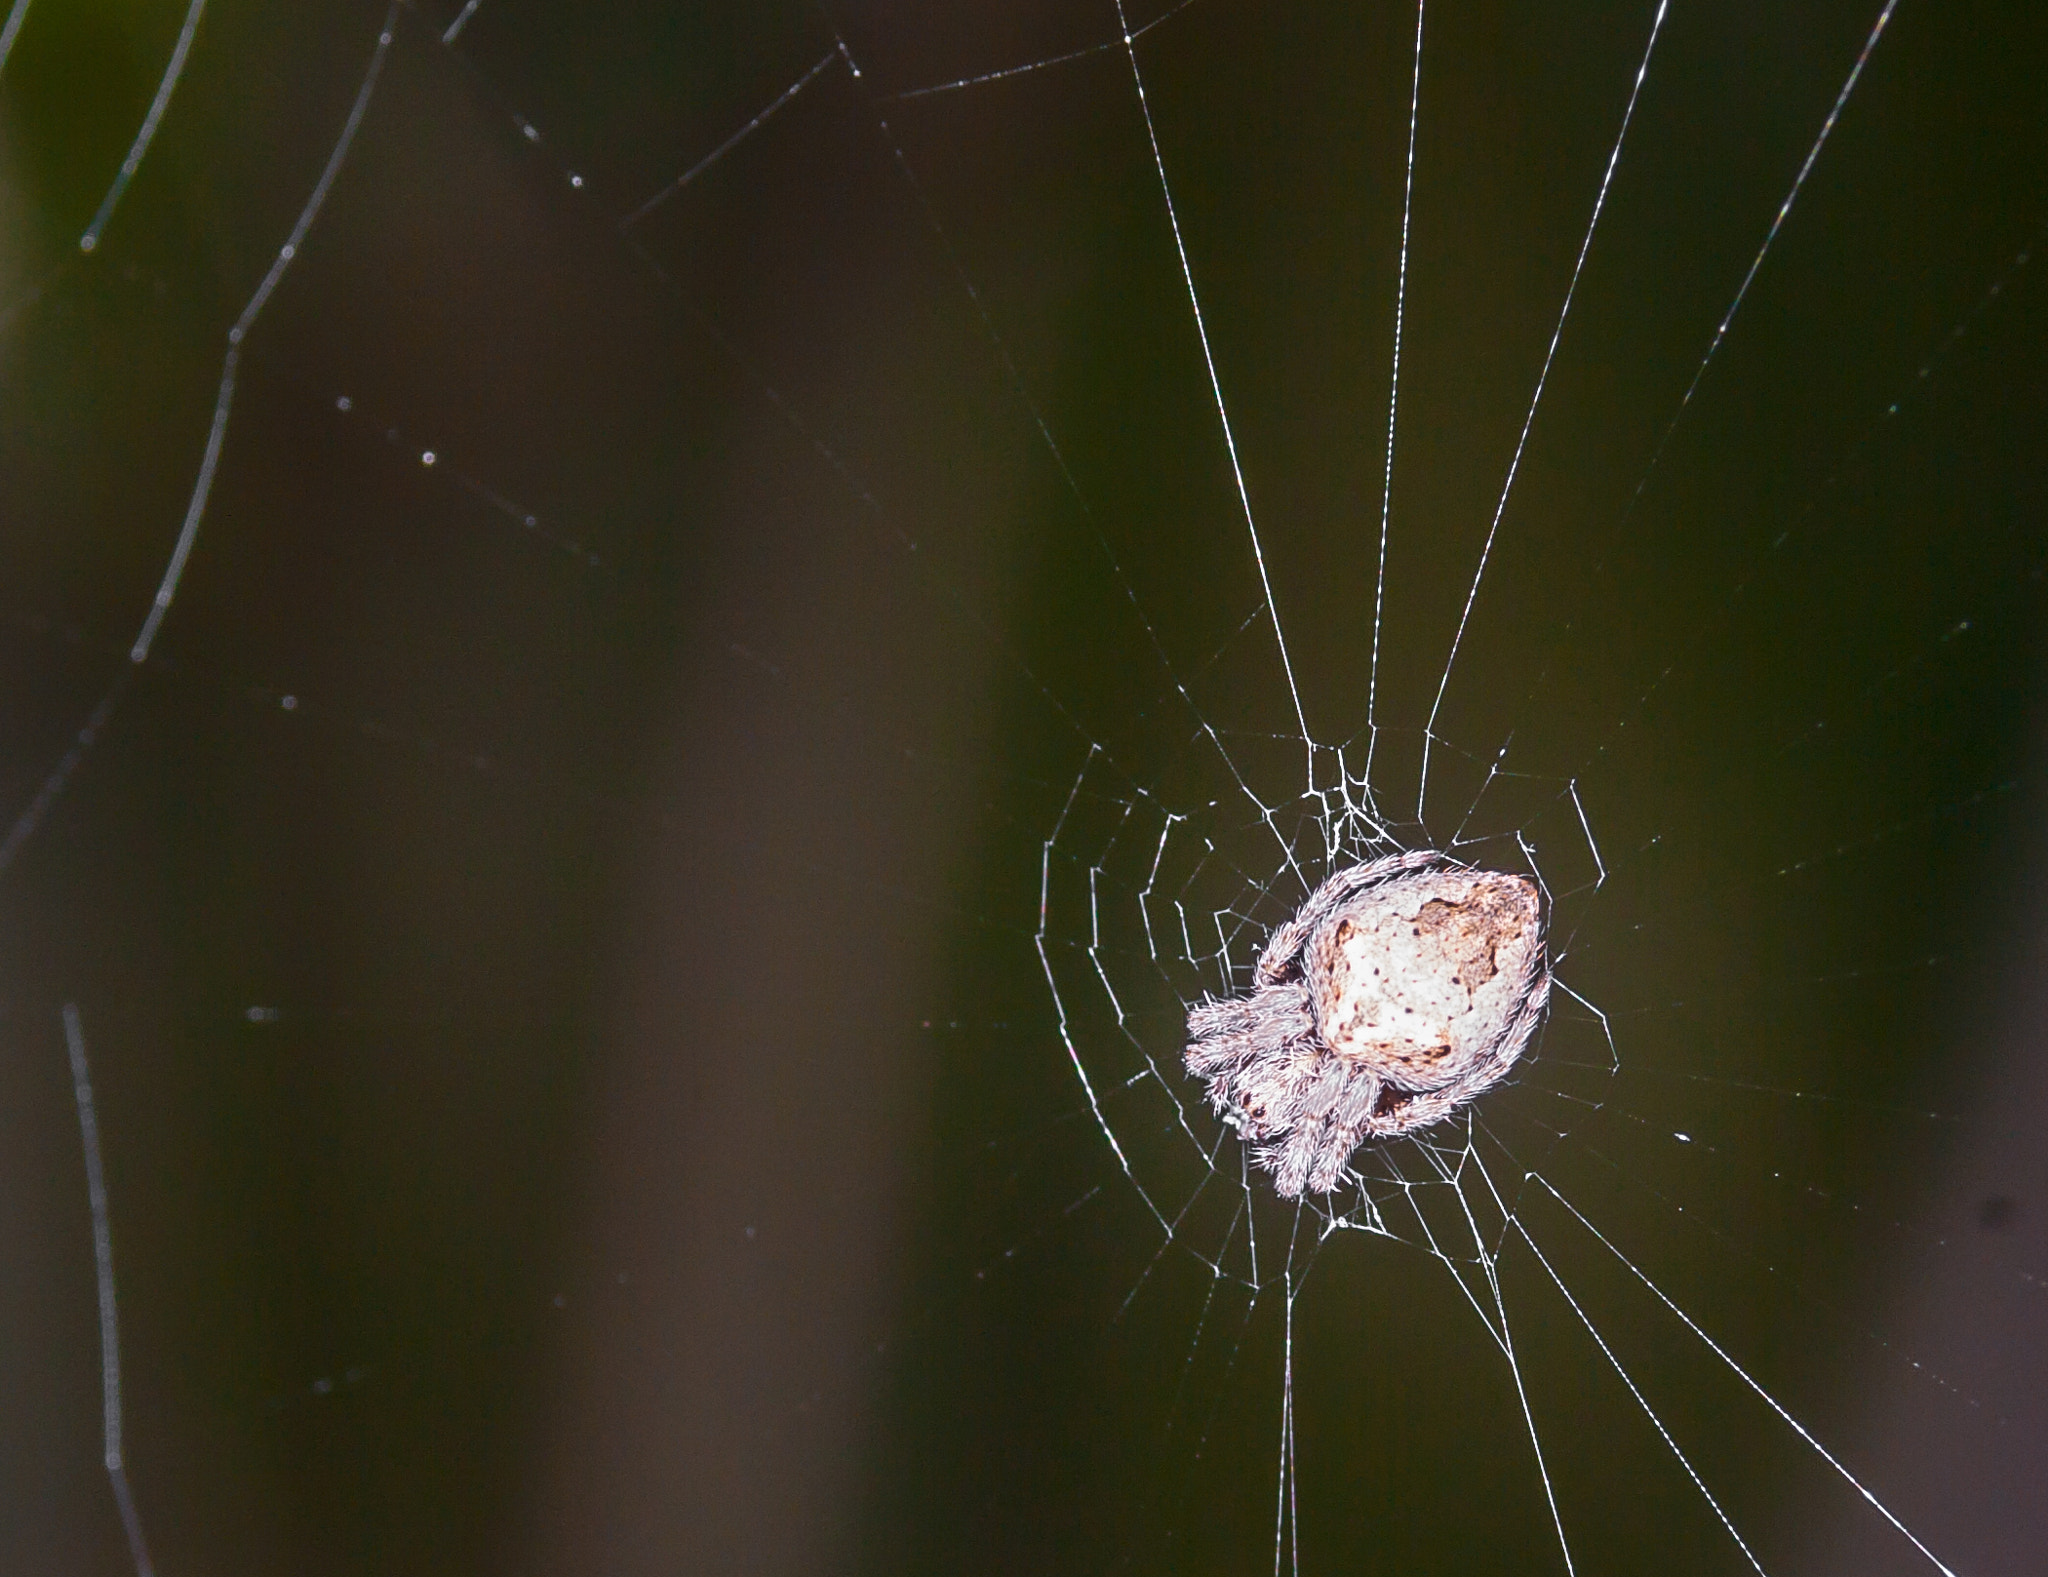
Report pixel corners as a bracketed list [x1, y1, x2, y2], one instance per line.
[1184, 849, 1550, 1196]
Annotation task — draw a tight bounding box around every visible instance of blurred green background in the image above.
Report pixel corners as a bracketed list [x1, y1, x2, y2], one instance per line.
[2, 2, 2045, 1573]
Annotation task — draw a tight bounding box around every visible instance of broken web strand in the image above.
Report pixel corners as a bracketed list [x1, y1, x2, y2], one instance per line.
[1111, 0, 1315, 796]
[830, 25, 1376, 897]
[77, 0, 210, 254]
[323, 388, 609, 570]
[441, 14, 1366, 1032]
[1375, 1125, 1596, 1577]
[0, 0, 32, 81]
[130, 3, 401, 666]
[1129, 1214, 1250, 1534]
[1144, 1238, 1268, 1557]
[1111, 1131, 1253, 1323]
[1135, 811, 1187, 982]
[1236, 1129, 1578, 1565]
[426, 30, 1215, 828]
[1532, 1172, 1962, 1576]
[1416, 0, 1669, 828]
[1549, 976, 1617, 1079]
[1364, 0, 1427, 797]
[1392, 1138, 1582, 1563]
[62, 1004, 157, 1577]
[619, 48, 840, 229]
[435, 7, 1340, 1160]
[421, 19, 861, 483]
[836, 29, 1246, 767]
[1240, 1142, 1263, 1289]
[1568, 781, 1606, 891]
[0, 667, 130, 880]
[439, 0, 484, 47]
[1445, 727, 1517, 852]
[884, 1, 1196, 102]
[63, 10, 1120, 835]
[1379, 1142, 1508, 1347]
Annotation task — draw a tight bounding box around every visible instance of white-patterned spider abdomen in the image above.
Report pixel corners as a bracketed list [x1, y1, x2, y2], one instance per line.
[1186, 851, 1549, 1196]
[1308, 865, 1544, 1090]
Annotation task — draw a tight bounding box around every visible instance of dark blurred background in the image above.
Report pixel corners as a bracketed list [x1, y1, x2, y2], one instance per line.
[1, 1, 2045, 1573]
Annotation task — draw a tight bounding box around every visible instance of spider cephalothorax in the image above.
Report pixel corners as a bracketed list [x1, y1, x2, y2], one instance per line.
[1185, 850, 1549, 1196]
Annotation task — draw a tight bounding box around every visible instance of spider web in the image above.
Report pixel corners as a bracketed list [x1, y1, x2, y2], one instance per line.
[1, 2, 2046, 1575]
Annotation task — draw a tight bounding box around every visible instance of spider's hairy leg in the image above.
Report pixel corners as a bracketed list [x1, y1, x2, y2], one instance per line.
[1186, 983, 1320, 1152]
[1252, 1043, 1386, 1197]
[1186, 992, 1270, 1072]
[1305, 1067, 1387, 1194]
[1185, 982, 1313, 1079]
